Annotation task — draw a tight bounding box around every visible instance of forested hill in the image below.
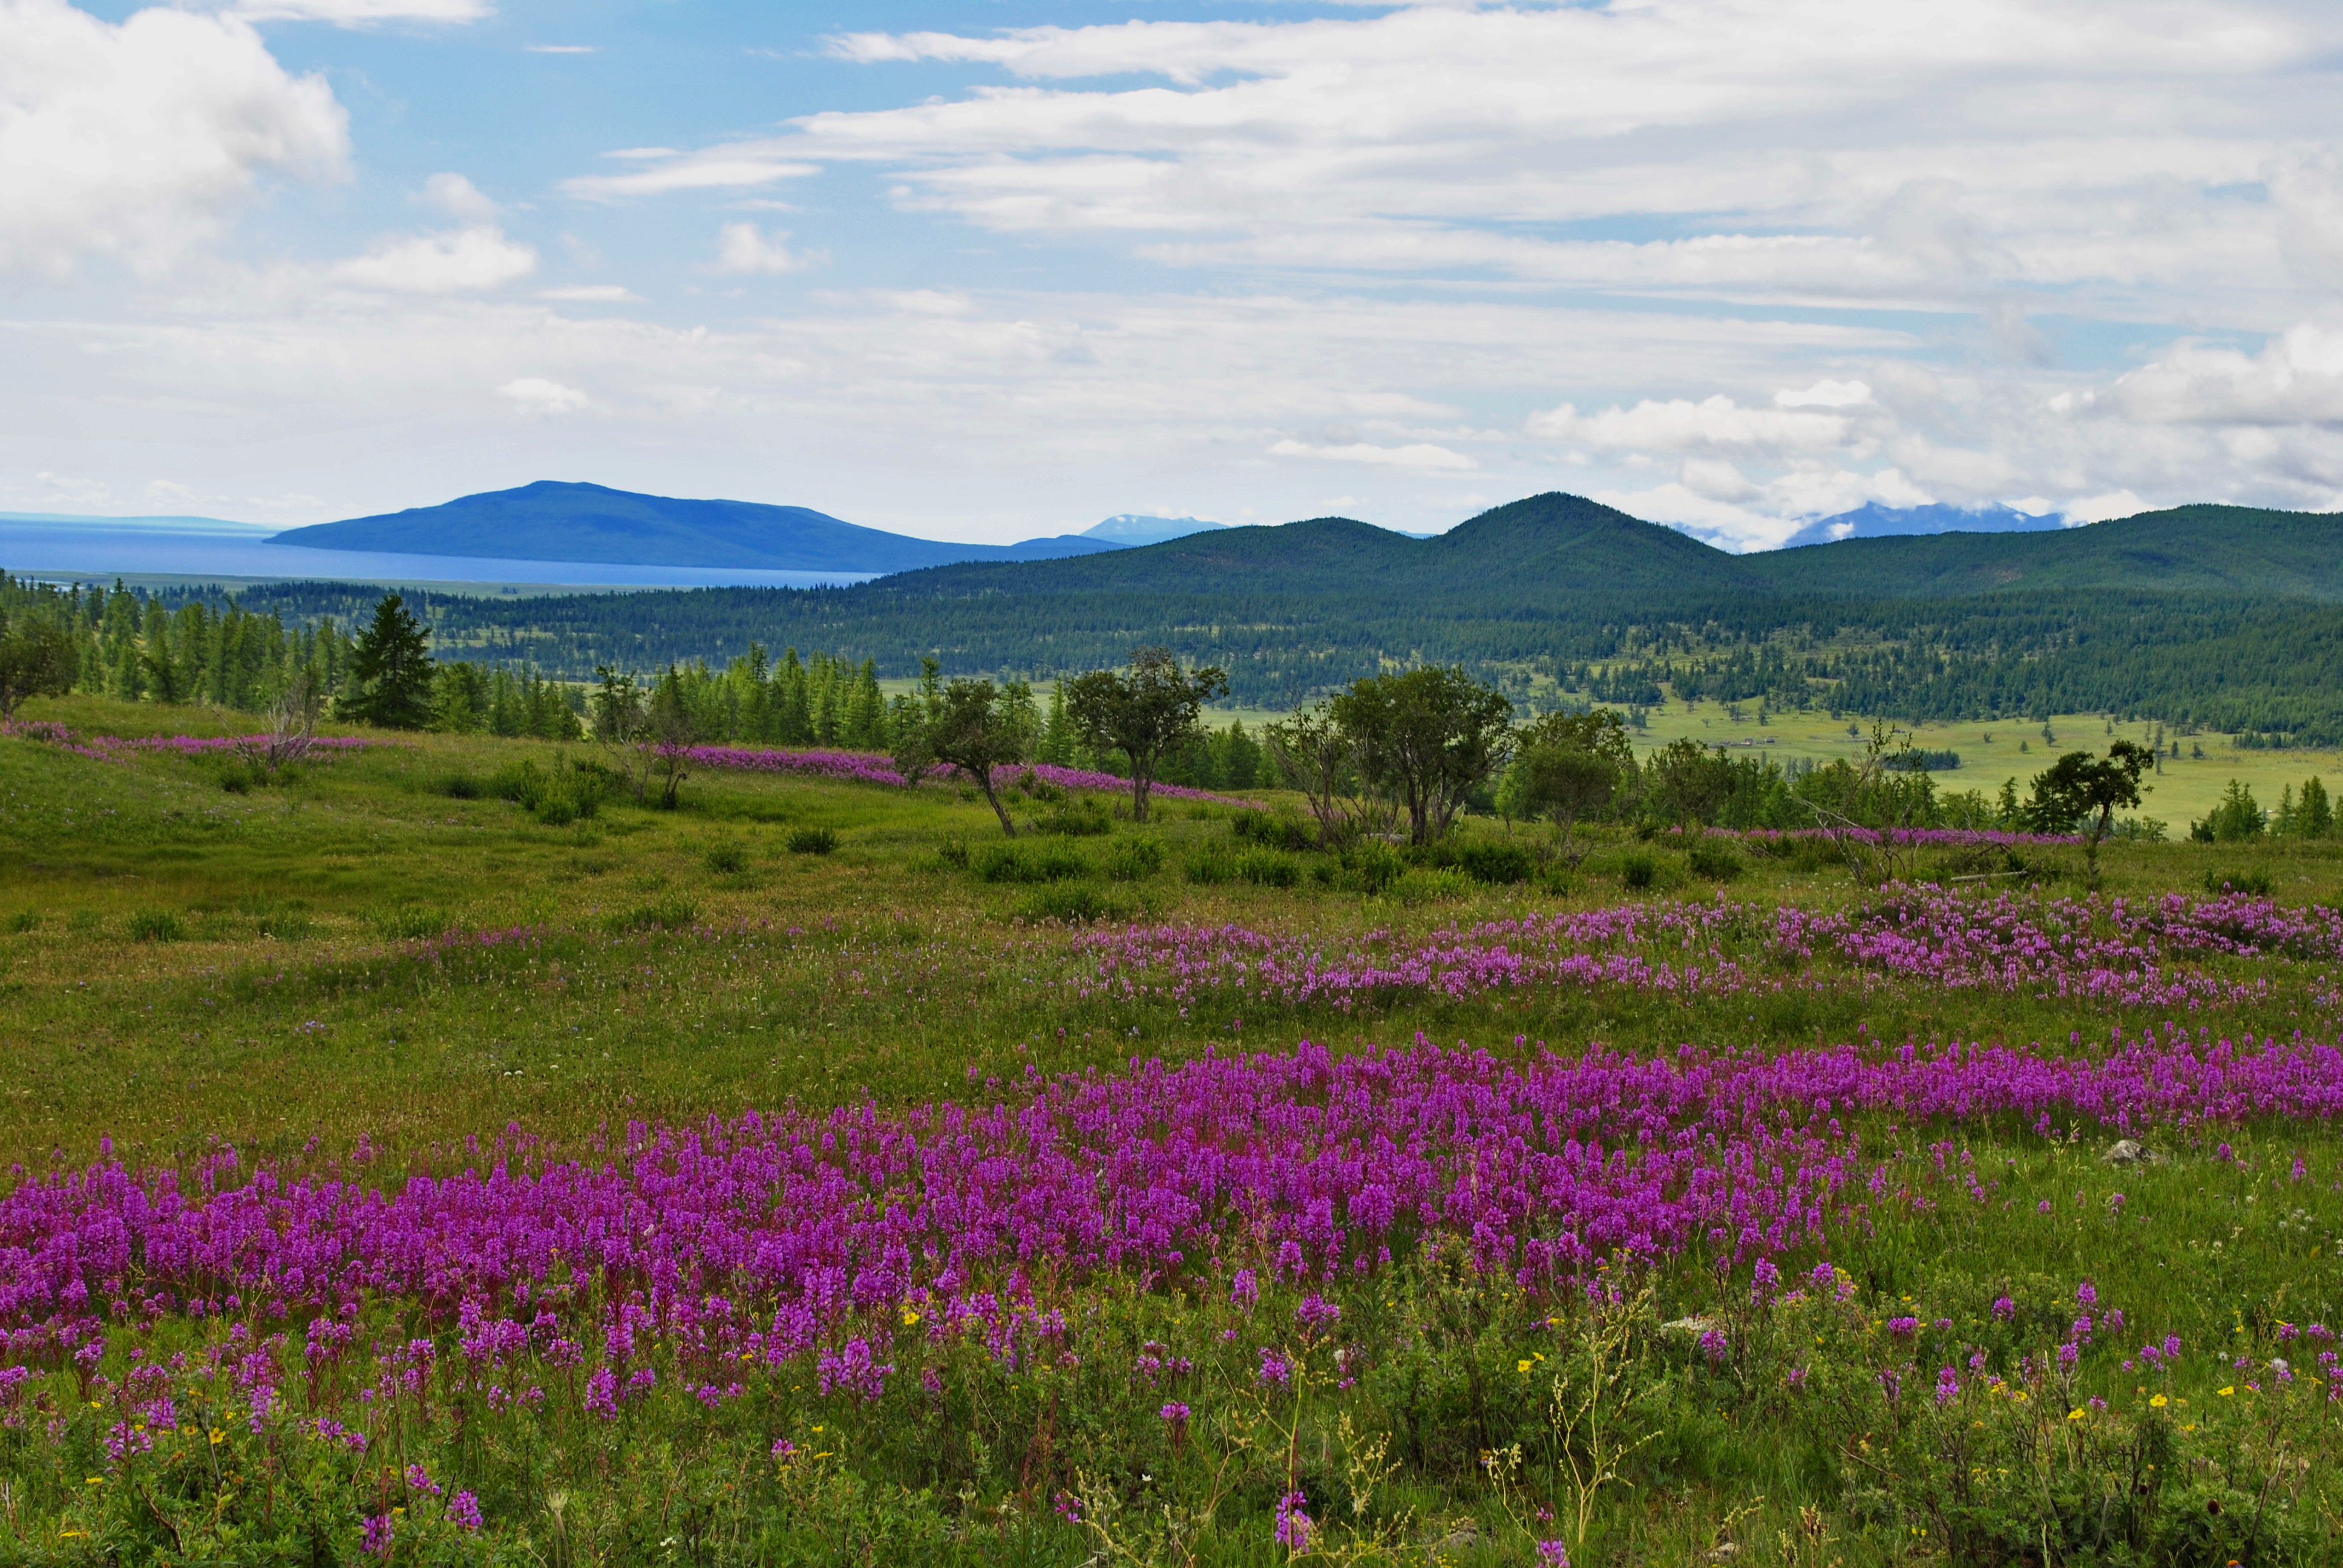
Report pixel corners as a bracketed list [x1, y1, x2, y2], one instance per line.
[98, 491, 2343, 742]
[1748, 504, 2343, 600]
[865, 494, 1766, 603]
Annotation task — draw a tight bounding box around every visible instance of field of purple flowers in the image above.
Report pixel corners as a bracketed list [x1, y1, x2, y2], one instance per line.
[4, 710, 2343, 1563]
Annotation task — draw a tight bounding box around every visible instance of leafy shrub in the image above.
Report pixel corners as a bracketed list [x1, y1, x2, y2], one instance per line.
[486, 758, 600, 823]
[603, 898, 698, 934]
[787, 826, 840, 855]
[1389, 867, 1473, 904]
[936, 839, 970, 870]
[1232, 810, 1313, 852]
[1015, 884, 1135, 923]
[2204, 867, 2272, 897]
[371, 904, 450, 941]
[488, 759, 545, 805]
[6, 911, 38, 934]
[703, 840, 750, 874]
[217, 760, 262, 795]
[974, 843, 1092, 883]
[1621, 850, 1660, 890]
[1342, 840, 1407, 895]
[127, 909, 185, 943]
[1686, 839, 1746, 881]
[1103, 836, 1165, 881]
[1036, 797, 1113, 836]
[1452, 838, 1535, 885]
[436, 773, 484, 800]
[1182, 843, 1237, 885]
[1235, 848, 1302, 888]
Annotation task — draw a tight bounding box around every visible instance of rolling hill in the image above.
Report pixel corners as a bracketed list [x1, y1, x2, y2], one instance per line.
[1748, 504, 2343, 600]
[202, 488, 2343, 739]
[270, 481, 1122, 573]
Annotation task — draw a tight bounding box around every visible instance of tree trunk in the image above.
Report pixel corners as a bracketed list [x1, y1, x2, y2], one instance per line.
[1131, 759, 1152, 823]
[979, 771, 1017, 837]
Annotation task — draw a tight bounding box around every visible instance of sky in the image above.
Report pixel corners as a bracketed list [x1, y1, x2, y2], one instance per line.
[4, 0, 2343, 551]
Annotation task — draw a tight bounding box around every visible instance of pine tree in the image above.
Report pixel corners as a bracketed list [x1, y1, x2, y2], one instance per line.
[2301, 776, 2333, 838]
[341, 593, 436, 729]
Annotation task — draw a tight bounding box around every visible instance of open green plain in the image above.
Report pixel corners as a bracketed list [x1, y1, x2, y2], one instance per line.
[2, 694, 2342, 1564]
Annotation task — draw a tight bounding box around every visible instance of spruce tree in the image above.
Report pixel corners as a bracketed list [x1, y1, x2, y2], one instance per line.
[341, 593, 436, 729]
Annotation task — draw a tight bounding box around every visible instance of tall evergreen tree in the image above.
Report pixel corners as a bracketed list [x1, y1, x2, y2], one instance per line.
[341, 593, 437, 730]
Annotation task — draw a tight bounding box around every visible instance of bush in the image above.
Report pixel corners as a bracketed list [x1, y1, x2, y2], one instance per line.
[370, 904, 450, 941]
[2204, 867, 2272, 897]
[704, 840, 750, 874]
[1015, 883, 1135, 923]
[1686, 839, 1746, 881]
[1388, 867, 1473, 904]
[1035, 797, 1113, 837]
[936, 838, 970, 870]
[1452, 838, 1535, 885]
[6, 910, 38, 934]
[1181, 843, 1237, 885]
[436, 773, 484, 800]
[603, 898, 698, 934]
[787, 826, 840, 855]
[1232, 810, 1313, 852]
[217, 760, 262, 795]
[974, 843, 1093, 884]
[1342, 840, 1407, 895]
[1235, 848, 1302, 888]
[1103, 836, 1165, 881]
[1621, 850, 1660, 890]
[127, 909, 185, 943]
[489, 759, 545, 805]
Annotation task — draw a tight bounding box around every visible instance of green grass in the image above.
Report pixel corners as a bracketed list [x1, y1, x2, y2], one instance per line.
[4, 697, 2343, 1175]
[8, 698, 2343, 1562]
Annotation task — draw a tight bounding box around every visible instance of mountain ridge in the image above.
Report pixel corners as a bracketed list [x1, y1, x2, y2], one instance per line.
[271, 481, 1122, 573]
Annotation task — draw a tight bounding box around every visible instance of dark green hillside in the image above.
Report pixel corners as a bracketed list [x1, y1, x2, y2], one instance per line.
[90, 489, 2343, 738]
[1751, 504, 2343, 600]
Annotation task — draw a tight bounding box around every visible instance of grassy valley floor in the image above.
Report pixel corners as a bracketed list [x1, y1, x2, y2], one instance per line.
[1, 697, 2341, 1564]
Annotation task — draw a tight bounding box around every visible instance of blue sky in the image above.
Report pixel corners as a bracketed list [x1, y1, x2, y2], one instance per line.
[6, 0, 2343, 549]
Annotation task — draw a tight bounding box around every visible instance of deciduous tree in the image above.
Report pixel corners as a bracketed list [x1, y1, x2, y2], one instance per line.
[1065, 648, 1228, 823]
[1328, 665, 1513, 846]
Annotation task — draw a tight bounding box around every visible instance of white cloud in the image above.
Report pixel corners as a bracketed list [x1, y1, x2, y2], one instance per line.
[561, 154, 818, 202]
[2100, 319, 2343, 426]
[1777, 380, 1875, 410]
[225, 0, 490, 23]
[539, 284, 640, 302]
[1268, 439, 1475, 471]
[499, 377, 588, 416]
[1527, 396, 1858, 454]
[333, 226, 536, 293]
[523, 43, 594, 54]
[0, 0, 349, 279]
[2063, 489, 2150, 523]
[709, 223, 824, 276]
[421, 171, 497, 221]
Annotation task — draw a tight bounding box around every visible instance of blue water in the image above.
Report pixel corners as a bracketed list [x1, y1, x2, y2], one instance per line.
[0, 515, 877, 592]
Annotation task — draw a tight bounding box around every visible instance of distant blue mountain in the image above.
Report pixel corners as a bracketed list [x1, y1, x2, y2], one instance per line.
[272, 482, 1122, 573]
[1082, 514, 1229, 545]
[1780, 501, 2069, 549]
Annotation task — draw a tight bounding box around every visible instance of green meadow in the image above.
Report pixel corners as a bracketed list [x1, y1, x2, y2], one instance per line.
[1, 695, 2340, 1564]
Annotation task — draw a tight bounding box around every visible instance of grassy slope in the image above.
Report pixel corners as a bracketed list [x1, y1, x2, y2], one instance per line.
[5, 698, 2343, 1561]
[5, 694, 2343, 1177]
